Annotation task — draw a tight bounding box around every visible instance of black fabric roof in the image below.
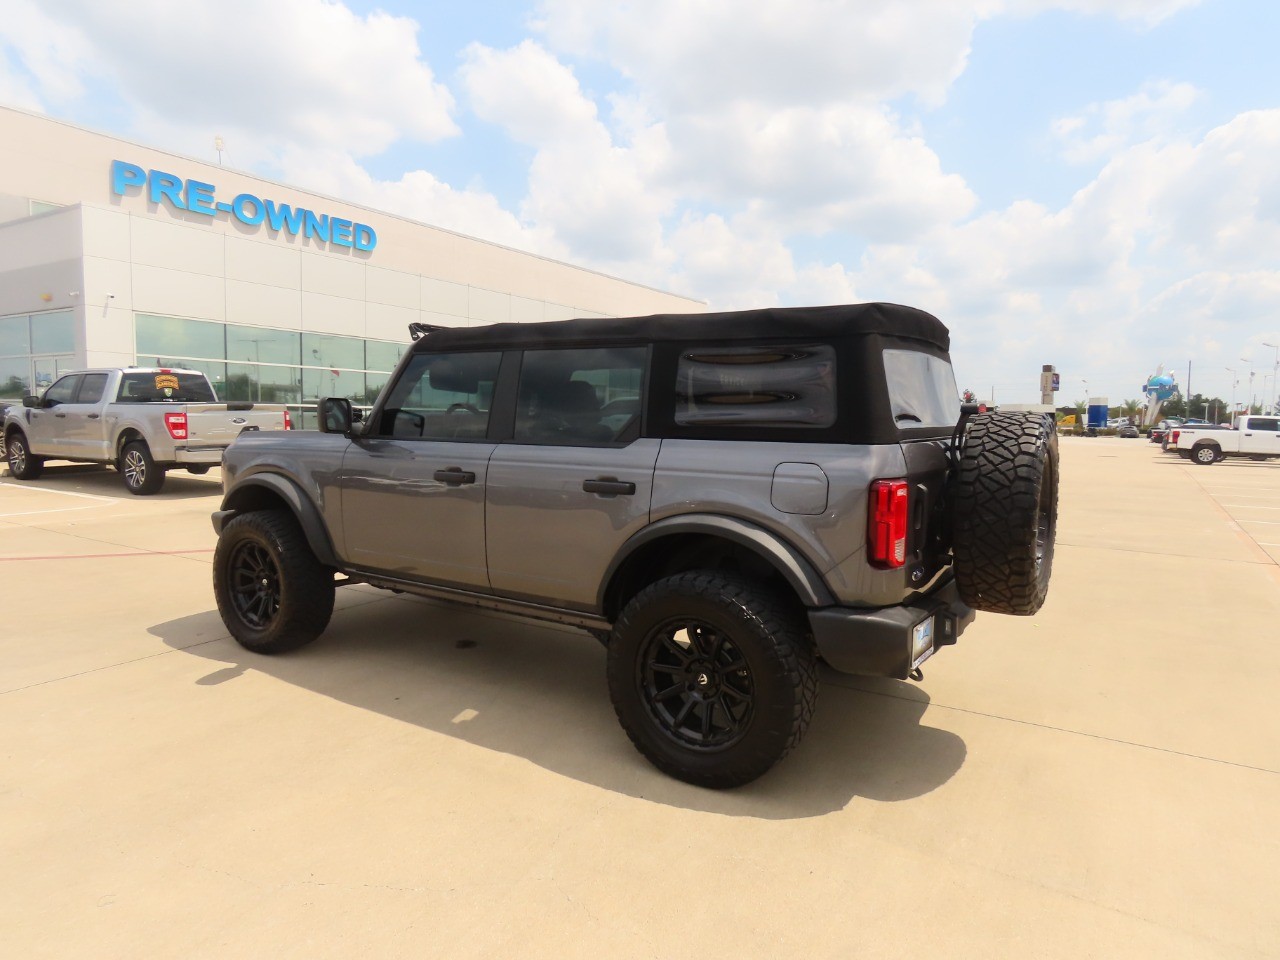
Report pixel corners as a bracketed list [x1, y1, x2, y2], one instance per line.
[413, 302, 949, 353]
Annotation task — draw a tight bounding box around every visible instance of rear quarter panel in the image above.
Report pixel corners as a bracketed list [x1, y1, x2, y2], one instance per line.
[651, 439, 915, 606]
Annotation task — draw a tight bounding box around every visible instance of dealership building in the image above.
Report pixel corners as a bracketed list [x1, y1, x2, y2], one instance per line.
[0, 106, 702, 425]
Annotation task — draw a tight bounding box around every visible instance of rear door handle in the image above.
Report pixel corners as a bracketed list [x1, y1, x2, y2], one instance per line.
[583, 477, 636, 496]
[87, 414, 100, 420]
[54, 413, 67, 418]
[433, 468, 477, 486]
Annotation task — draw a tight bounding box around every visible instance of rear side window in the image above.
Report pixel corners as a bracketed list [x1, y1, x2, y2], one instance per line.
[1247, 418, 1279, 432]
[117, 372, 216, 403]
[883, 349, 960, 428]
[77, 373, 108, 404]
[675, 344, 835, 428]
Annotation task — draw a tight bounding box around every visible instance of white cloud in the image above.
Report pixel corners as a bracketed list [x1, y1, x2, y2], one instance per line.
[1052, 81, 1203, 163]
[11, 0, 457, 155]
[459, 40, 597, 146]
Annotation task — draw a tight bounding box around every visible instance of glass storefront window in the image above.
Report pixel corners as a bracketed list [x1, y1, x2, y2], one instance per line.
[227, 325, 300, 366]
[0, 316, 30, 357]
[365, 339, 404, 372]
[304, 332, 364, 371]
[136, 314, 225, 361]
[31, 311, 75, 354]
[363, 369, 392, 406]
[226, 363, 301, 404]
[303, 367, 364, 404]
[0, 358, 30, 397]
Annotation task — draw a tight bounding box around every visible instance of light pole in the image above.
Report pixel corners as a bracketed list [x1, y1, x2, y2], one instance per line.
[1225, 366, 1237, 421]
[1264, 342, 1280, 415]
[1240, 357, 1255, 415]
[214, 135, 224, 165]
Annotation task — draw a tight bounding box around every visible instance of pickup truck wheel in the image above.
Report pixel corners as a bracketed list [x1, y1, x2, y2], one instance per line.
[1192, 445, 1219, 465]
[121, 441, 165, 495]
[607, 571, 818, 789]
[6, 431, 43, 480]
[951, 412, 1058, 616]
[213, 510, 335, 654]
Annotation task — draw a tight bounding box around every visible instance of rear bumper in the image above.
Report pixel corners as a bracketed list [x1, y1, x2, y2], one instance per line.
[808, 578, 975, 680]
[174, 447, 225, 465]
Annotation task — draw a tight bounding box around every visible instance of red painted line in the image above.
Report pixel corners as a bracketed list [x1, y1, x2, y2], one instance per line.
[0, 549, 215, 561]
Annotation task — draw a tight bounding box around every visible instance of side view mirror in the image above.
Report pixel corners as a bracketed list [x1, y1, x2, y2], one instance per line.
[318, 397, 355, 434]
[22, 395, 40, 409]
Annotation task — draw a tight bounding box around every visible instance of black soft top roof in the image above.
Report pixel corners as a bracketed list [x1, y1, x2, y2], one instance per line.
[413, 302, 949, 353]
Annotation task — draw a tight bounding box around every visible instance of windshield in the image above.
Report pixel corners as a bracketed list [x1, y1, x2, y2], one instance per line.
[883, 348, 960, 427]
[116, 371, 216, 403]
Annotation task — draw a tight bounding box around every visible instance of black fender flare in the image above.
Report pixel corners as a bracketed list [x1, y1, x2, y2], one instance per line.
[214, 473, 340, 568]
[597, 514, 835, 613]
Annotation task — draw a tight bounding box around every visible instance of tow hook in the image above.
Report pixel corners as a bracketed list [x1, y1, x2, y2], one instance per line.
[908, 667, 924, 682]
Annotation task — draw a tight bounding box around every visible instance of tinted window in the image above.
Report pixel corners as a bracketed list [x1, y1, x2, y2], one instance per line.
[375, 352, 500, 440]
[43, 375, 80, 406]
[0, 315, 30, 356]
[136, 314, 225, 360]
[675, 344, 835, 427]
[515, 347, 646, 445]
[227, 325, 299, 365]
[77, 373, 109, 404]
[884, 349, 960, 428]
[117, 372, 216, 403]
[1248, 418, 1279, 431]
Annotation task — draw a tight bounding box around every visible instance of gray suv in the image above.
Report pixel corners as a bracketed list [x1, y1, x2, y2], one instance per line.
[212, 303, 1057, 787]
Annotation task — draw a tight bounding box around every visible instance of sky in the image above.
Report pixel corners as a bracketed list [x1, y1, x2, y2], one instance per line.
[2, 0, 1278, 408]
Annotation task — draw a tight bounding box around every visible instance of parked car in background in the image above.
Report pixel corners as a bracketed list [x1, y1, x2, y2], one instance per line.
[1165, 422, 1230, 455]
[4, 367, 290, 494]
[1175, 416, 1280, 465]
[1149, 418, 1182, 443]
[1118, 423, 1139, 438]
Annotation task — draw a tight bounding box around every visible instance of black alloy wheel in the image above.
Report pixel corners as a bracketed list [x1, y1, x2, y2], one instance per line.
[607, 570, 817, 789]
[639, 619, 754, 750]
[212, 509, 335, 654]
[227, 539, 281, 630]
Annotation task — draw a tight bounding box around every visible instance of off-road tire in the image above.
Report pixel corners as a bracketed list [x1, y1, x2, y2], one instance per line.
[951, 412, 1058, 615]
[121, 440, 165, 495]
[1191, 445, 1219, 466]
[213, 509, 335, 654]
[6, 431, 43, 480]
[607, 571, 818, 789]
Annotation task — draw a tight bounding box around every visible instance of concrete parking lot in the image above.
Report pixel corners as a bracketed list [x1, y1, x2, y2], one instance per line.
[2, 439, 1278, 959]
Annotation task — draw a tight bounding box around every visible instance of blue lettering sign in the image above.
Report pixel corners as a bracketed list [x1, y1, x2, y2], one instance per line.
[265, 199, 305, 234]
[111, 160, 146, 196]
[109, 159, 378, 252]
[186, 180, 217, 216]
[232, 194, 265, 226]
[303, 211, 330, 242]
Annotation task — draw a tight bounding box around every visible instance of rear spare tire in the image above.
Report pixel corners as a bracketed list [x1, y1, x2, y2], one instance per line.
[951, 412, 1058, 615]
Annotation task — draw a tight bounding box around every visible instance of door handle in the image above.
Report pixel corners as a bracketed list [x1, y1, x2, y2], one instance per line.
[433, 468, 476, 486]
[583, 477, 636, 496]
[54, 412, 67, 418]
[88, 413, 100, 420]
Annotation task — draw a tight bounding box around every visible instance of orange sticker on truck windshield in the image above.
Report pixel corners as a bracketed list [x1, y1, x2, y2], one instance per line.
[155, 374, 180, 392]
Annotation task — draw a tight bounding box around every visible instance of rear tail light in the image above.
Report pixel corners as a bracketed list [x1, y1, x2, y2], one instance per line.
[868, 479, 909, 569]
[164, 411, 188, 440]
[1170, 429, 1180, 444]
[284, 409, 292, 430]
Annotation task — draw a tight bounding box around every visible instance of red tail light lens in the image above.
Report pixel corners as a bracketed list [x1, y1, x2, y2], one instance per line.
[284, 409, 292, 430]
[164, 411, 188, 440]
[868, 479, 909, 569]
[1170, 429, 1180, 444]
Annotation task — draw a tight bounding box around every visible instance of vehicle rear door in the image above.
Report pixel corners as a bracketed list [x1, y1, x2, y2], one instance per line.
[1239, 417, 1280, 455]
[485, 346, 656, 610]
[340, 350, 501, 589]
[60, 372, 111, 459]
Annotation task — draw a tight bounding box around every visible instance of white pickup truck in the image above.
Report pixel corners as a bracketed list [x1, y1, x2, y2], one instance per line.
[1171, 415, 1280, 465]
[3, 367, 290, 494]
